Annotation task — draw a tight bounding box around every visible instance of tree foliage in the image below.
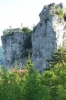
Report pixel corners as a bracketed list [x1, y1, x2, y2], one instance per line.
[0, 48, 66, 100]
[47, 47, 66, 68]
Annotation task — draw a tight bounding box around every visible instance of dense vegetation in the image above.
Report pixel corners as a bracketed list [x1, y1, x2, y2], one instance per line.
[0, 47, 66, 100]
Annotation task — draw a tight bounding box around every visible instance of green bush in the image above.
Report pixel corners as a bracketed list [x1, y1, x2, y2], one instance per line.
[0, 50, 66, 100]
[56, 8, 64, 19]
[20, 27, 32, 34]
[3, 28, 14, 36]
[57, 8, 63, 15]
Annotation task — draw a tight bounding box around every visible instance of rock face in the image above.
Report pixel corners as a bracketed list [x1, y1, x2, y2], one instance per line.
[1, 28, 32, 69]
[1, 30, 27, 69]
[1, 3, 66, 71]
[32, 3, 66, 72]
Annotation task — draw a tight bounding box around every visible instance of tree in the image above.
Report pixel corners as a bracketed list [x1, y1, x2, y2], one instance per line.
[47, 47, 66, 69]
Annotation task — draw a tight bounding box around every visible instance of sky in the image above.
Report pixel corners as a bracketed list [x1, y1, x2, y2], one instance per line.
[0, 0, 66, 45]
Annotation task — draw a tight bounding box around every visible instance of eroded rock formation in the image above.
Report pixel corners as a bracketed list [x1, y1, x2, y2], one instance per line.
[32, 3, 66, 72]
[1, 3, 66, 71]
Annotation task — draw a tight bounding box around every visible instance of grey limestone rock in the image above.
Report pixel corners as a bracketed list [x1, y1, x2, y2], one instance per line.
[1, 31, 26, 69]
[32, 3, 66, 72]
[1, 3, 66, 71]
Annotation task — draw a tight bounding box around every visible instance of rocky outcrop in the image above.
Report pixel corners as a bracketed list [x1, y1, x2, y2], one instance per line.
[1, 3, 66, 71]
[2, 29, 32, 69]
[32, 3, 66, 72]
[1, 31, 25, 69]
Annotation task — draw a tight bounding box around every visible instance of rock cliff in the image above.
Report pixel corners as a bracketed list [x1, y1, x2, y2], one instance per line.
[1, 28, 32, 69]
[1, 3, 66, 71]
[32, 3, 66, 72]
